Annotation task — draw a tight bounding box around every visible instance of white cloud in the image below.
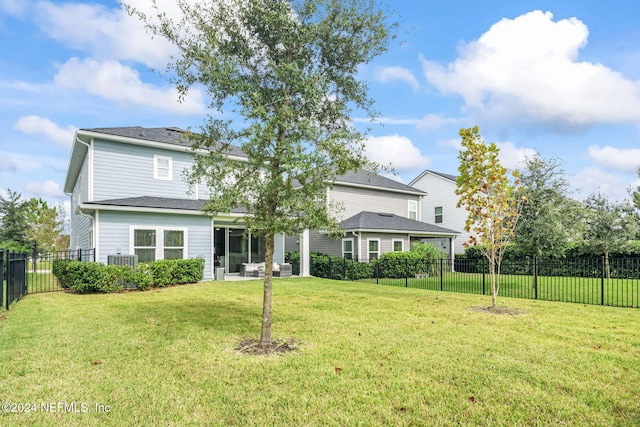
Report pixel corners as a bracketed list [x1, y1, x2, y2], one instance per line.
[571, 166, 631, 202]
[0, 0, 29, 16]
[54, 57, 206, 115]
[364, 134, 430, 171]
[494, 141, 536, 170]
[0, 151, 67, 173]
[438, 138, 462, 150]
[24, 180, 65, 199]
[375, 66, 419, 90]
[417, 114, 464, 130]
[14, 116, 76, 148]
[352, 114, 462, 129]
[33, 0, 179, 69]
[586, 145, 640, 172]
[421, 10, 640, 129]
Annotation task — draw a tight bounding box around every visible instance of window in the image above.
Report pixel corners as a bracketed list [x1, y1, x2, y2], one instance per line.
[392, 239, 404, 252]
[342, 238, 354, 259]
[154, 155, 173, 180]
[368, 239, 380, 260]
[163, 230, 184, 260]
[408, 200, 418, 220]
[435, 206, 443, 224]
[132, 227, 186, 262]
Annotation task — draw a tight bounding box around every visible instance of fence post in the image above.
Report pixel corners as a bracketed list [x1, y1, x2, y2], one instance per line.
[440, 258, 444, 291]
[329, 257, 332, 280]
[534, 256, 538, 300]
[343, 257, 347, 281]
[0, 250, 4, 310]
[78, 248, 82, 262]
[376, 260, 379, 285]
[405, 258, 408, 288]
[601, 256, 605, 306]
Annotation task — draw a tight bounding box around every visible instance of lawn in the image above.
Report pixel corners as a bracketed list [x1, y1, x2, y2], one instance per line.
[1, 278, 639, 426]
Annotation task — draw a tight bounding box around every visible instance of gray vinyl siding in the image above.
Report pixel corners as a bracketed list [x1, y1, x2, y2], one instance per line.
[309, 231, 342, 257]
[97, 210, 213, 280]
[329, 185, 421, 221]
[93, 139, 198, 201]
[411, 172, 469, 254]
[284, 235, 299, 254]
[70, 154, 92, 250]
[359, 232, 408, 260]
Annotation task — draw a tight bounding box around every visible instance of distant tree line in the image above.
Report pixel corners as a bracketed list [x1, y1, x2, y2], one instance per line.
[461, 153, 640, 268]
[0, 188, 69, 253]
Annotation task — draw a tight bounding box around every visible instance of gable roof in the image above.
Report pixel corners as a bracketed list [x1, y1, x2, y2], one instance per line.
[64, 126, 246, 194]
[340, 211, 460, 236]
[409, 169, 457, 186]
[81, 196, 247, 215]
[334, 170, 426, 196]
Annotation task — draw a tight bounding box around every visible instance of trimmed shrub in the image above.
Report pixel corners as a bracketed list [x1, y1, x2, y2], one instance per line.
[52, 258, 73, 288]
[51, 258, 205, 293]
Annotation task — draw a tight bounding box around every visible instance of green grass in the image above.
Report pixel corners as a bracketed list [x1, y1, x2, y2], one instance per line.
[362, 272, 640, 307]
[1, 278, 640, 426]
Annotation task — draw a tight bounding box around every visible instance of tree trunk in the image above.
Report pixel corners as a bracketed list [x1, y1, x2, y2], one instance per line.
[491, 262, 497, 310]
[605, 251, 611, 279]
[259, 233, 275, 347]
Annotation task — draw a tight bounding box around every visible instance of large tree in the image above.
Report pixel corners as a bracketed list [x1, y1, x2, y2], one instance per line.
[581, 192, 638, 278]
[0, 189, 30, 250]
[127, 0, 396, 348]
[513, 154, 580, 258]
[455, 127, 522, 309]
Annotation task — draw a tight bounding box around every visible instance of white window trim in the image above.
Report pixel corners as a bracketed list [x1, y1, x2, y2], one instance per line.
[368, 238, 380, 260]
[408, 200, 418, 221]
[392, 239, 404, 252]
[154, 155, 173, 181]
[129, 226, 188, 261]
[342, 238, 354, 259]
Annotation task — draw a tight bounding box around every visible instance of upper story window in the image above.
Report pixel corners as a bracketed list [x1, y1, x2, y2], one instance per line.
[408, 200, 418, 220]
[154, 155, 173, 181]
[435, 206, 443, 223]
[342, 238, 354, 259]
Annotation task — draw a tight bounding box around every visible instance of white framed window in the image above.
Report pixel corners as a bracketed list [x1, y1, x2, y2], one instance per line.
[435, 206, 443, 224]
[342, 238, 354, 259]
[392, 239, 404, 252]
[408, 200, 418, 220]
[368, 238, 380, 260]
[154, 155, 173, 180]
[131, 227, 187, 262]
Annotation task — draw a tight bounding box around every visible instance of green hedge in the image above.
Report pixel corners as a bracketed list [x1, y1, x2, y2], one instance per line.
[52, 258, 205, 293]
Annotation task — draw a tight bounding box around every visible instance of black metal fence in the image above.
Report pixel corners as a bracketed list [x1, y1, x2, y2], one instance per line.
[1, 250, 28, 310]
[28, 249, 95, 294]
[1, 248, 95, 310]
[311, 256, 640, 309]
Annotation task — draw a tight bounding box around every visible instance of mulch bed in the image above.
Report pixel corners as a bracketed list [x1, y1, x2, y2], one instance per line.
[470, 306, 526, 315]
[236, 338, 301, 355]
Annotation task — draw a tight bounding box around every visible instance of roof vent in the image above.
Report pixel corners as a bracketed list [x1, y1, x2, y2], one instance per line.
[378, 213, 393, 217]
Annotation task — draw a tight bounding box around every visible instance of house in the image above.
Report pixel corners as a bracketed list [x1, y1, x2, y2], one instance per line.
[409, 169, 473, 254]
[285, 171, 460, 260]
[63, 126, 288, 280]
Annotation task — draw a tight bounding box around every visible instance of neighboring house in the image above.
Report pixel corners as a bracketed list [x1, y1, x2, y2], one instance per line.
[286, 171, 460, 260]
[63, 126, 287, 280]
[409, 169, 473, 254]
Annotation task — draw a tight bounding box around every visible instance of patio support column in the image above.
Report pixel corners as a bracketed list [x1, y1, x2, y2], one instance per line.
[449, 237, 455, 272]
[300, 229, 310, 277]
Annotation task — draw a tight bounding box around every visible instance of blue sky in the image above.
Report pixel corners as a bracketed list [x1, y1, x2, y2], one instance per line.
[1, 0, 640, 214]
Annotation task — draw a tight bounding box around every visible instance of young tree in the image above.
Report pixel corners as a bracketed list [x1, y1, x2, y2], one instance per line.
[25, 198, 64, 253]
[0, 189, 30, 250]
[127, 0, 396, 348]
[455, 127, 522, 309]
[582, 192, 638, 278]
[513, 154, 580, 258]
